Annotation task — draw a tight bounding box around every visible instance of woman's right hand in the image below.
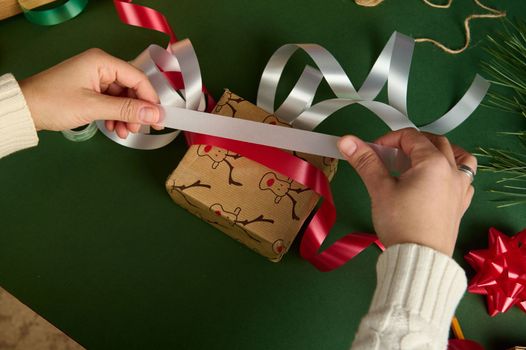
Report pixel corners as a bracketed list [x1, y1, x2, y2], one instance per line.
[337, 128, 476, 256]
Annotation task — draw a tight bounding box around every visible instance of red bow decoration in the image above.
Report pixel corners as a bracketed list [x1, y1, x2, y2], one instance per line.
[465, 227, 526, 316]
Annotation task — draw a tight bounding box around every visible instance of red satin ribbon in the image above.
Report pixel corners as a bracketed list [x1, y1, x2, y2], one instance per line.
[114, 0, 177, 44]
[185, 133, 383, 271]
[465, 227, 526, 316]
[114, 1, 216, 111]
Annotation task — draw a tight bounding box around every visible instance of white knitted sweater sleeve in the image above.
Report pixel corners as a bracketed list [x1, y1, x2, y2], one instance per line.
[0, 74, 38, 159]
[351, 244, 467, 350]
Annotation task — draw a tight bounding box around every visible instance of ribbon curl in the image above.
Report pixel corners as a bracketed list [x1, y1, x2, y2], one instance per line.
[256, 32, 488, 135]
[465, 227, 526, 316]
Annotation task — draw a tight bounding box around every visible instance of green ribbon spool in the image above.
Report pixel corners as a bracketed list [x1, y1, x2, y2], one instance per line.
[20, 0, 88, 26]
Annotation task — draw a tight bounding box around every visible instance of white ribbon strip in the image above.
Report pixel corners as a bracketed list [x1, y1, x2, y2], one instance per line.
[97, 33, 489, 173]
[161, 105, 411, 171]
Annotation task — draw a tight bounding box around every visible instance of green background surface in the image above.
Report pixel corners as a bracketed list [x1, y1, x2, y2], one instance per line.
[1, 0, 526, 349]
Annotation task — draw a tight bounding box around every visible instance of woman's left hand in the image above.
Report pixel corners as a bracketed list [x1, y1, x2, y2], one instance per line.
[20, 48, 163, 139]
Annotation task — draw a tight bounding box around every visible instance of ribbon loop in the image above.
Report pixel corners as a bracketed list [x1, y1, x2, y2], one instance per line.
[274, 65, 323, 123]
[256, 32, 488, 136]
[97, 39, 208, 150]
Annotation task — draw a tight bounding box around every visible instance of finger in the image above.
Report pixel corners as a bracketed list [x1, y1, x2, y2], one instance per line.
[452, 145, 478, 172]
[151, 124, 165, 131]
[375, 128, 442, 166]
[462, 186, 475, 214]
[87, 93, 162, 125]
[452, 144, 477, 187]
[97, 53, 159, 104]
[122, 89, 144, 133]
[104, 82, 125, 96]
[115, 121, 129, 139]
[338, 135, 394, 197]
[105, 120, 115, 132]
[127, 122, 142, 133]
[421, 132, 456, 166]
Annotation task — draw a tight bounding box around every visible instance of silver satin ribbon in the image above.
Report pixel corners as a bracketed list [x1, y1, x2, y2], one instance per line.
[257, 32, 489, 133]
[97, 32, 489, 173]
[96, 42, 206, 149]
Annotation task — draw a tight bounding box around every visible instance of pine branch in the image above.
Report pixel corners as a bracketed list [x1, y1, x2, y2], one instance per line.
[478, 19, 526, 206]
[476, 135, 526, 207]
[482, 18, 526, 117]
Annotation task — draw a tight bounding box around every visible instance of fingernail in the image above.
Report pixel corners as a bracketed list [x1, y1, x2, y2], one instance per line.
[139, 107, 158, 123]
[339, 137, 357, 157]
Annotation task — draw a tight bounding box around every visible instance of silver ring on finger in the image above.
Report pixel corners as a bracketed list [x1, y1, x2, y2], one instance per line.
[458, 164, 475, 183]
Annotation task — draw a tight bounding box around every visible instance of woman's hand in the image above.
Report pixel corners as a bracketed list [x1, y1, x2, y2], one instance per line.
[338, 128, 476, 256]
[20, 48, 162, 139]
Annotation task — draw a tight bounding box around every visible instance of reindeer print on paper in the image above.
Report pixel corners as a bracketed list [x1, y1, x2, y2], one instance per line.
[272, 239, 286, 255]
[169, 179, 212, 208]
[208, 203, 274, 242]
[213, 90, 245, 116]
[259, 172, 310, 221]
[262, 115, 289, 126]
[197, 145, 243, 186]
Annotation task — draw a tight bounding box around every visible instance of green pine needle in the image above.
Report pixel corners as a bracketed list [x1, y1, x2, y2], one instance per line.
[476, 134, 526, 207]
[482, 18, 526, 117]
[478, 19, 526, 207]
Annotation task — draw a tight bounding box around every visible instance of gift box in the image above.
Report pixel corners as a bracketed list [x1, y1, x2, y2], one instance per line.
[166, 90, 338, 261]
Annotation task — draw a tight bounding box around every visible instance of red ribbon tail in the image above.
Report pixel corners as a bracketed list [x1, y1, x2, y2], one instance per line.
[113, 0, 178, 44]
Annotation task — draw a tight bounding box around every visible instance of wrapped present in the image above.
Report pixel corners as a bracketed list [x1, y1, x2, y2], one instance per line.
[166, 90, 337, 261]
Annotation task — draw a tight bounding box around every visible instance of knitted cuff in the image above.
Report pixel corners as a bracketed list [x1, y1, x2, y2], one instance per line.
[370, 244, 467, 333]
[0, 74, 38, 159]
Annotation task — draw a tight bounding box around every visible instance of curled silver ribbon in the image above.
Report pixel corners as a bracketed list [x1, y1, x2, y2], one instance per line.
[257, 32, 489, 134]
[96, 41, 206, 149]
[98, 32, 489, 173]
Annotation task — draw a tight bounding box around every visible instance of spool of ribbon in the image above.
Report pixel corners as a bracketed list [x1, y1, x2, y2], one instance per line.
[61, 122, 97, 142]
[21, 0, 90, 140]
[465, 227, 526, 316]
[19, 0, 87, 26]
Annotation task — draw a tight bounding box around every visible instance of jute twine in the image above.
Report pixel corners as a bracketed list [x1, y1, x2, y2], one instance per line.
[354, 0, 506, 54]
